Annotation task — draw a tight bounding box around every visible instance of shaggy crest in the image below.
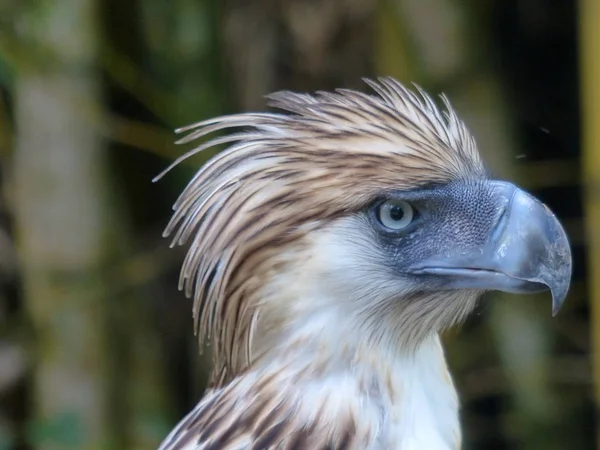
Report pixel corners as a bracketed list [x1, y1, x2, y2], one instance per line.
[156, 77, 484, 383]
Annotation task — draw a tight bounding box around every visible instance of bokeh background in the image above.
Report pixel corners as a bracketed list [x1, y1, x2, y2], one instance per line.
[0, 0, 594, 449]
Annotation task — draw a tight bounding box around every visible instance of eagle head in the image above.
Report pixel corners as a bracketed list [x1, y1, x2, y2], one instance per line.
[158, 78, 571, 387]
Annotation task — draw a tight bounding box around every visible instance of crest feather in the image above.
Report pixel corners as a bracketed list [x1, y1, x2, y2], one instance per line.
[158, 77, 484, 384]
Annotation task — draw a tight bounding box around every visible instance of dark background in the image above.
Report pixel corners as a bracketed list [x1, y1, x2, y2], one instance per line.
[0, 0, 591, 449]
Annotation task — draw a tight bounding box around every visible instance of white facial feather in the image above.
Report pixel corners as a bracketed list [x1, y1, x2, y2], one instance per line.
[252, 215, 480, 355]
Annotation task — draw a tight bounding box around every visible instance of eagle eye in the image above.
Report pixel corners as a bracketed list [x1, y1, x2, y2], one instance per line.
[376, 199, 414, 231]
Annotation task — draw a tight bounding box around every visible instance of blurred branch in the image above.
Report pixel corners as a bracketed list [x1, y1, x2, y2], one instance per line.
[100, 45, 179, 126]
[104, 114, 176, 160]
[0, 32, 181, 160]
[0, 27, 180, 126]
[2, 27, 222, 165]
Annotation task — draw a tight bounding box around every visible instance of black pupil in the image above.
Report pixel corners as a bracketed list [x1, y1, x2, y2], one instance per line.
[389, 204, 405, 221]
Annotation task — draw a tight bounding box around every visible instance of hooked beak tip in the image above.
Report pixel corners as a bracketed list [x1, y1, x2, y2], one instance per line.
[551, 280, 570, 316]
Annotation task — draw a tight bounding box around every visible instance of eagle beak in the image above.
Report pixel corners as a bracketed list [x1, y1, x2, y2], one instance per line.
[413, 186, 572, 315]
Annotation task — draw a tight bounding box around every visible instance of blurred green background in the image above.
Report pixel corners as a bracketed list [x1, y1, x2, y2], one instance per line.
[0, 0, 594, 449]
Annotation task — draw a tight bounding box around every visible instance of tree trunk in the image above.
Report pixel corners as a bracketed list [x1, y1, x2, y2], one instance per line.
[580, 0, 600, 448]
[12, 0, 114, 448]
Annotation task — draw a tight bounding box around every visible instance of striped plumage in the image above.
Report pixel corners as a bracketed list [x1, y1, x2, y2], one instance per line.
[157, 78, 571, 449]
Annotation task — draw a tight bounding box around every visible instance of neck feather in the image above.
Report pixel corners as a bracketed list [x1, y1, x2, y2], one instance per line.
[247, 316, 462, 449]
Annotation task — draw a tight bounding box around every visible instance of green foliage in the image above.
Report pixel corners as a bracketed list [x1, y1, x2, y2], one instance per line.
[27, 412, 84, 449]
[0, 423, 14, 450]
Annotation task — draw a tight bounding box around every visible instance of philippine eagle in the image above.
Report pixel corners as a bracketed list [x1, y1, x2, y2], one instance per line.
[157, 78, 571, 450]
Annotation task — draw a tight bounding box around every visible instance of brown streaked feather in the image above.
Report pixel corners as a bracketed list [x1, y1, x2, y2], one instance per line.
[158, 370, 367, 450]
[156, 77, 484, 386]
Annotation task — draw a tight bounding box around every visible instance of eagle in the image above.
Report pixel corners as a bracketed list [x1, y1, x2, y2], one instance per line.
[156, 78, 572, 450]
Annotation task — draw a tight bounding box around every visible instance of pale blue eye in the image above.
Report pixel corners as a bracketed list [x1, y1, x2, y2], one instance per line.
[377, 200, 414, 230]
